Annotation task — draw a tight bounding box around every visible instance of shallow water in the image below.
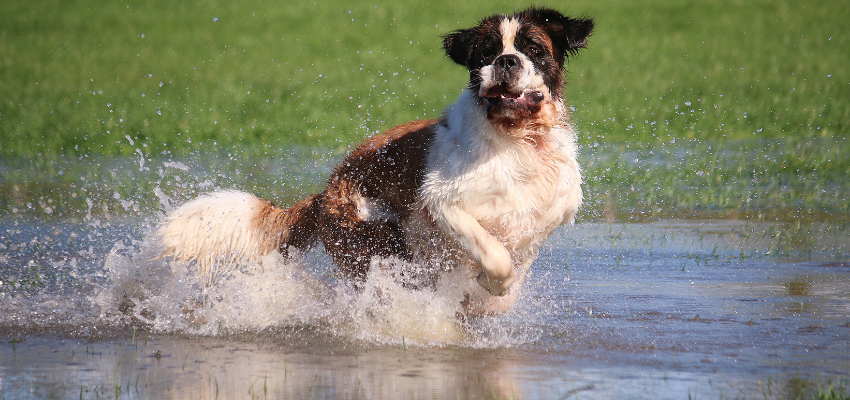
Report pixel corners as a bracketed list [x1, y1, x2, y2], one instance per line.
[2, 213, 849, 399]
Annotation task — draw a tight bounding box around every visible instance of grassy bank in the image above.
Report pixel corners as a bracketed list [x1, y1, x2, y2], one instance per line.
[2, 136, 848, 224]
[1, 0, 848, 157]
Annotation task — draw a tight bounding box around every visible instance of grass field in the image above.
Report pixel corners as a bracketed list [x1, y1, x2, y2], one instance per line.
[2, 0, 848, 155]
[1, 0, 849, 222]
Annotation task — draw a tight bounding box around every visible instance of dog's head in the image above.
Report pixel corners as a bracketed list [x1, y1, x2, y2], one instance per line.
[443, 8, 593, 124]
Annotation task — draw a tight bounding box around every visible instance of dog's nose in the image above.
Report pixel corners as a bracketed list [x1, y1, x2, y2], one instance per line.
[494, 54, 521, 70]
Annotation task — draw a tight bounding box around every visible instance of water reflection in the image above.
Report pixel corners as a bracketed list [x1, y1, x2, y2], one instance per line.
[1, 336, 531, 399]
[784, 275, 812, 296]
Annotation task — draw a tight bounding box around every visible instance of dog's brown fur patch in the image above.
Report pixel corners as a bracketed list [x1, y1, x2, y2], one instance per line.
[313, 119, 439, 280]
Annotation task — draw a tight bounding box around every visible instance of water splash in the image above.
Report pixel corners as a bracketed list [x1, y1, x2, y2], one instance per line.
[0, 147, 544, 347]
[91, 229, 538, 347]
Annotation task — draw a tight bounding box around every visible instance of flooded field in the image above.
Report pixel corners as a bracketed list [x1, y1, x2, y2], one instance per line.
[1, 146, 849, 399]
[2, 217, 848, 399]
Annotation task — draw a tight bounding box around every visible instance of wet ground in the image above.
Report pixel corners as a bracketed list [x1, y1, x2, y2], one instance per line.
[1, 217, 848, 399]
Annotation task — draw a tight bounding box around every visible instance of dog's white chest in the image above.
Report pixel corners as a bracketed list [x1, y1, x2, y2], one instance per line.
[457, 155, 543, 219]
[420, 94, 582, 251]
[463, 151, 577, 240]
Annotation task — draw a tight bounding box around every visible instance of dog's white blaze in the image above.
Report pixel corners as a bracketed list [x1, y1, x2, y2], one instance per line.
[499, 18, 521, 54]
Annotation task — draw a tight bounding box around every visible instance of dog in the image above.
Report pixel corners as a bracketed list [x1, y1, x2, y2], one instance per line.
[158, 7, 593, 315]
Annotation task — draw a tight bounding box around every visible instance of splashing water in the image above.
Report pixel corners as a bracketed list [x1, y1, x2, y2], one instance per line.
[93, 231, 544, 346]
[0, 211, 542, 348]
[0, 149, 550, 348]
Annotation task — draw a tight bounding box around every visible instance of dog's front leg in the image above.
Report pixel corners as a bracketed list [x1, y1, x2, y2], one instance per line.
[432, 206, 515, 296]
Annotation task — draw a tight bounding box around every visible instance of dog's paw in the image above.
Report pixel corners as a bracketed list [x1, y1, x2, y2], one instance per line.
[476, 270, 514, 296]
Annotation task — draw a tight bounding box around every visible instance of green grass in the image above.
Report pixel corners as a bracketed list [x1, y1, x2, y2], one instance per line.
[574, 0, 850, 144]
[1, 0, 849, 222]
[0, 0, 472, 156]
[790, 376, 850, 400]
[580, 136, 850, 222]
[1, 0, 848, 156]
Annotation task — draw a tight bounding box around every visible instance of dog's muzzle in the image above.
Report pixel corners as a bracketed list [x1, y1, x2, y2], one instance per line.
[480, 54, 545, 113]
[493, 54, 523, 83]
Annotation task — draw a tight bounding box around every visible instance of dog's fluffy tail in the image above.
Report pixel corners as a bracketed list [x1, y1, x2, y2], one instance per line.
[157, 190, 321, 284]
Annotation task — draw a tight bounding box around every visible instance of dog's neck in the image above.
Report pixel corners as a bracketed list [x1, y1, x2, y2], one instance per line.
[425, 90, 576, 192]
[441, 90, 569, 154]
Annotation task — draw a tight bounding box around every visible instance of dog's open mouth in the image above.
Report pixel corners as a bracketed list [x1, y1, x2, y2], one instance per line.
[482, 84, 545, 111]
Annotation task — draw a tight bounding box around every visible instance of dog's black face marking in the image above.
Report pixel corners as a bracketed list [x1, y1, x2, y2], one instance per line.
[443, 7, 593, 121]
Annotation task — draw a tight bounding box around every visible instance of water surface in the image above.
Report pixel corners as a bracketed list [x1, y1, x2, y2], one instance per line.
[1, 148, 849, 399]
[2, 215, 848, 399]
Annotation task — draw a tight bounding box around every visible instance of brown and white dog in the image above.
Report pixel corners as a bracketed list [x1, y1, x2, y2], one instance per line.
[158, 7, 593, 315]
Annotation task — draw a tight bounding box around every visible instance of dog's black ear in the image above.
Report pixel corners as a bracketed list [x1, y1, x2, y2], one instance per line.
[443, 28, 478, 67]
[526, 8, 594, 59]
[560, 15, 594, 54]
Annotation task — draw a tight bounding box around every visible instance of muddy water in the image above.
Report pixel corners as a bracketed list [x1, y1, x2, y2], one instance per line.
[1, 216, 848, 399]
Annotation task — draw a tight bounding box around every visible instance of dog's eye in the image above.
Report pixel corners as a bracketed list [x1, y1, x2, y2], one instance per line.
[479, 47, 499, 64]
[476, 40, 500, 60]
[481, 46, 497, 58]
[526, 44, 543, 57]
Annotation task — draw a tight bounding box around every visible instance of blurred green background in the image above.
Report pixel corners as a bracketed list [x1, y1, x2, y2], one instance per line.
[1, 0, 848, 222]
